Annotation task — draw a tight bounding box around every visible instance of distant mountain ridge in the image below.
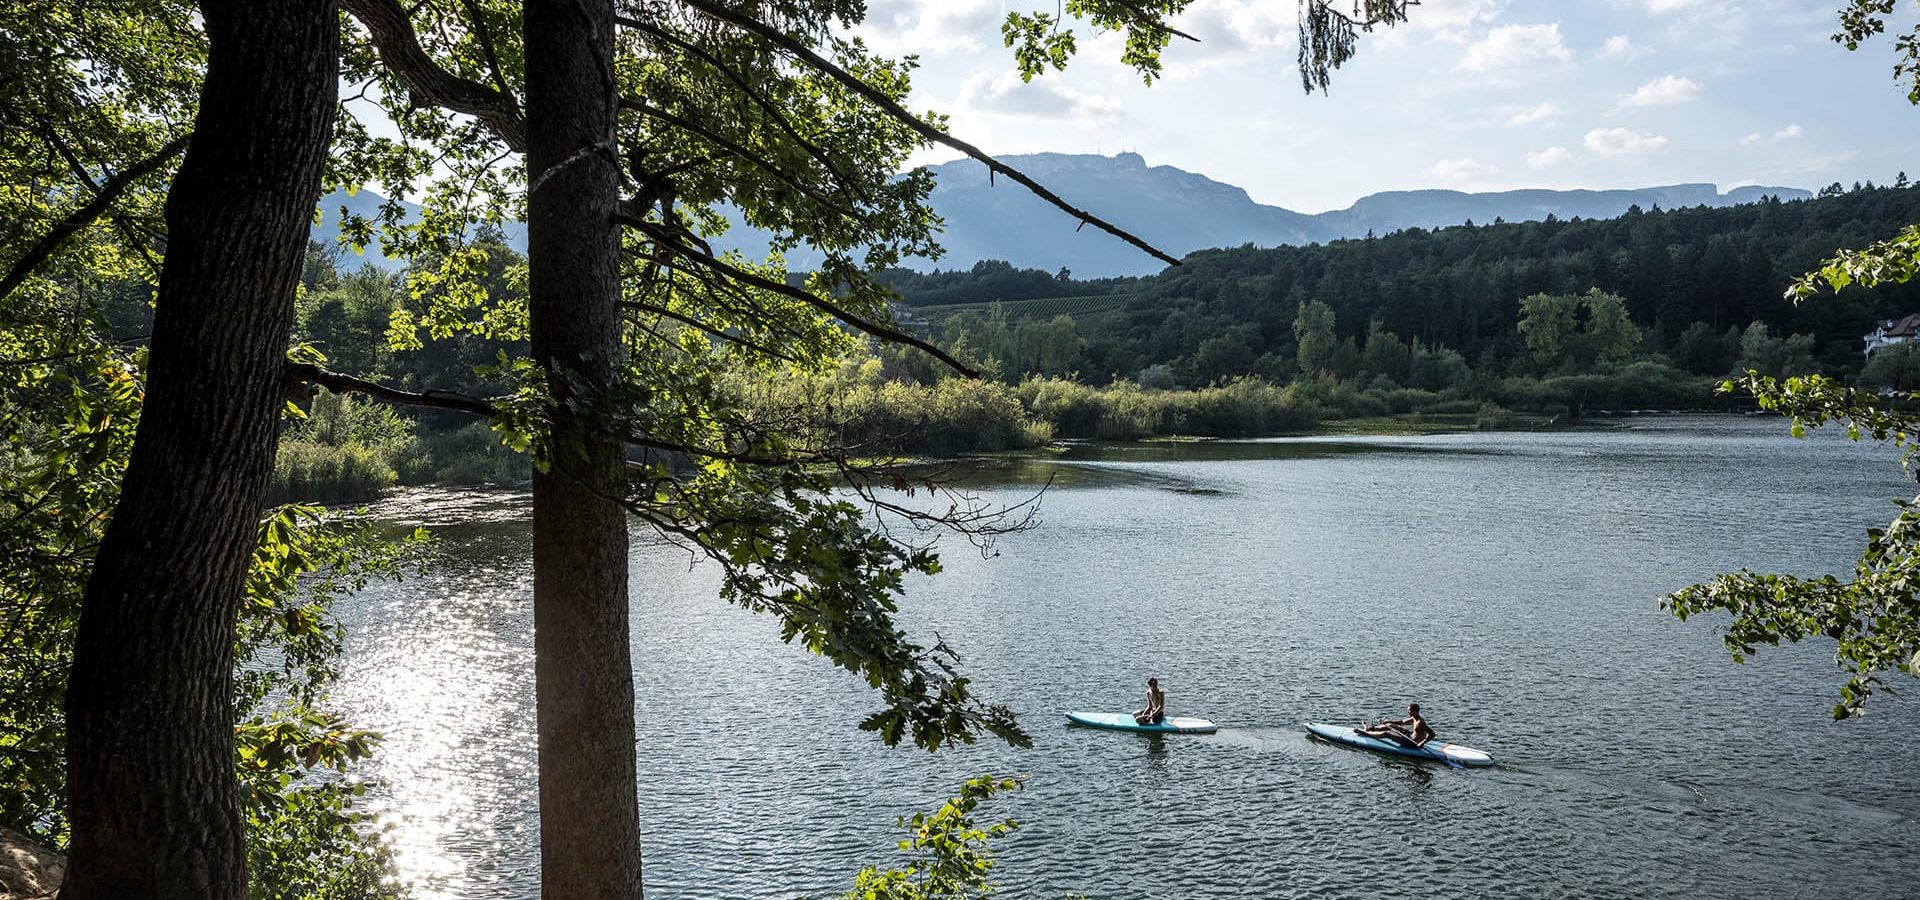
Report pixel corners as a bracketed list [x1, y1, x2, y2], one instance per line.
[313, 152, 1808, 277]
[920, 153, 1808, 277]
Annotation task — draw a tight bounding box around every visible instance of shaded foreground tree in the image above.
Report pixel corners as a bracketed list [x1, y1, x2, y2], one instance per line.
[60, 1, 340, 897]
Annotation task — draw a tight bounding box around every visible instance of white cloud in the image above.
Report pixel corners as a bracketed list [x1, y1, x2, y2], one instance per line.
[1594, 35, 1652, 61]
[1622, 0, 1714, 12]
[1411, 0, 1507, 31]
[1429, 157, 1499, 180]
[854, 0, 1000, 55]
[955, 71, 1123, 124]
[1741, 123, 1802, 146]
[1621, 74, 1703, 107]
[1506, 102, 1561, 125]
[1585, 127, 1668, 155]
[1172, 0, 1297, 53]
[1527, 146, 1574, 168]
[1458, 23, 1573, 73]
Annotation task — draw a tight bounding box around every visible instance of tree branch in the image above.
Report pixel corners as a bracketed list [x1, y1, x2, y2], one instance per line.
[619, 98, 864, 221]
[618, 211, 981, 377]
[620, 16, 872, 206]
[624, 4, 1182, 268]
[342, 0, 528, 152]
[617, 298, 803, 364]
[0, 134, 189, 304]
[286, 360, 838, 467]
[284, 361, 499, 416]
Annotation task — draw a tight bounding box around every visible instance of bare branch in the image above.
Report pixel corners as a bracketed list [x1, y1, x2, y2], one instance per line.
[617, 298, 803, 363]
[619, 16, 872, 206]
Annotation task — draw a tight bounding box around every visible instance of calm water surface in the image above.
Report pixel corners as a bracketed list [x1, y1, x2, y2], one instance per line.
[334, 416, 1920, 899]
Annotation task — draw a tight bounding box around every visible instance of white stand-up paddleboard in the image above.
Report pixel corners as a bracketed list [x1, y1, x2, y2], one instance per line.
[1304, 722, 1494, 767]
[1066, 711, 1218, 734]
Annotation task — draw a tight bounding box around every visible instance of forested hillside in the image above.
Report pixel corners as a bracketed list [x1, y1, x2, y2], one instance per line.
[892, 180, 1920, 386]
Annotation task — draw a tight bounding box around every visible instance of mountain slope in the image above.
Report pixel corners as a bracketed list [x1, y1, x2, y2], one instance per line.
[313, 153, 1808, 277]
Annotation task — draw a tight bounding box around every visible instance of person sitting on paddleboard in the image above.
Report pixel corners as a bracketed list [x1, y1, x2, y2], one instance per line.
[1359, 703, 1434, 748]
[1133, 677, 1165, 725]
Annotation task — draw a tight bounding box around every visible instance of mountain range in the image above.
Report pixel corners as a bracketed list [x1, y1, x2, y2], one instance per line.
[314, 152, 1809, 278]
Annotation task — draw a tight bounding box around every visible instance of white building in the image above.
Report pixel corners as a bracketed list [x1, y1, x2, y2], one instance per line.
[1864, 314, 1920, 357]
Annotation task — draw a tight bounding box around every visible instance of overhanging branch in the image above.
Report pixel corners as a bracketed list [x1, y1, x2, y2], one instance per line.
[285, 361, 499, 416]
[343, 0, 528, 152]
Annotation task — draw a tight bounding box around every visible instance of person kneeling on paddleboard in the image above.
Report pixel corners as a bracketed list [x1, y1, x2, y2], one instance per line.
[1359, 703, 1434, 748]
[1133, 677, 1165, 725]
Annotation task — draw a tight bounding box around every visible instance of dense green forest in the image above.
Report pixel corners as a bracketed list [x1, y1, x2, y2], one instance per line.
[226, 180, 1920, 504]
[891, 180, 1920, 387]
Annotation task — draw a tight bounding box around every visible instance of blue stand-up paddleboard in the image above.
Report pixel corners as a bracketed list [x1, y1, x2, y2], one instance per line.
[1304, 722, 1494, 767]
[1066, 711, 1218, 734]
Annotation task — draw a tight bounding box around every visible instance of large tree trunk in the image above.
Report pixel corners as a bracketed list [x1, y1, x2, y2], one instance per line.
[61, 2, 339, 898]
[524, 0, 644, 897]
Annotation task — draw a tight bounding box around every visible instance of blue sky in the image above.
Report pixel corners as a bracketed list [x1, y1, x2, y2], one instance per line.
[849, 0, 1919, 211]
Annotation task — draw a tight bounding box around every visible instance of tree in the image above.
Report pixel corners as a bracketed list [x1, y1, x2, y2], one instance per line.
[12, 2, 1417, 896]
[313, 3, 1411, 894]
[1582, 289, 1641, 363]
[1734, 322, 1817, 379]
[521, 0, 644, 895]
[1294, 299, 1337, 375]
[1516, 292, 1580, 372]
[1361, 319, 1411, 383]
[1673, 321, 1740, 375]
[1861, 342, 1920, 390]
[61, 2, 341, 897]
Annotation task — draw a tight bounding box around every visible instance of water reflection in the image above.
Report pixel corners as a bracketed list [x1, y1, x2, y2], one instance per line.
[1142, 733, 1170, 776]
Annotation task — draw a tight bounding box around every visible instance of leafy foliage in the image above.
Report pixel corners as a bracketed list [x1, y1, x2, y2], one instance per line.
[1789, 223, 1920, 302]
[837, 776, 1024, 900]
[0, 0, 199, 300]
[1833, 0, 1920, 102]
[1666, 373, 1920, 718]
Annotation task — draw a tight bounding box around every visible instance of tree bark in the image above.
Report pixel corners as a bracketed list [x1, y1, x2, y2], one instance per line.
[61, 3, 339, 898]
[524, 0, 644, 897]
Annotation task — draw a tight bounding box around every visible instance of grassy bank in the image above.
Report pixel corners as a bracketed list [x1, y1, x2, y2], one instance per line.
[269, 356, 1731, 504]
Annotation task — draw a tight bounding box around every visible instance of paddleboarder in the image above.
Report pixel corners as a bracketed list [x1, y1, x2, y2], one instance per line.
[1358, 703, 1434, 748]
[1133, 676, 1165, 725]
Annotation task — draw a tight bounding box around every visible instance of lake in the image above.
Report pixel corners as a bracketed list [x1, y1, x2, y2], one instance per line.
[334, 415, 1920, 899]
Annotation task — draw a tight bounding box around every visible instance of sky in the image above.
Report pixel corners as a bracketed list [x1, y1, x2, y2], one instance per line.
[846, 0, 1920, 212]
